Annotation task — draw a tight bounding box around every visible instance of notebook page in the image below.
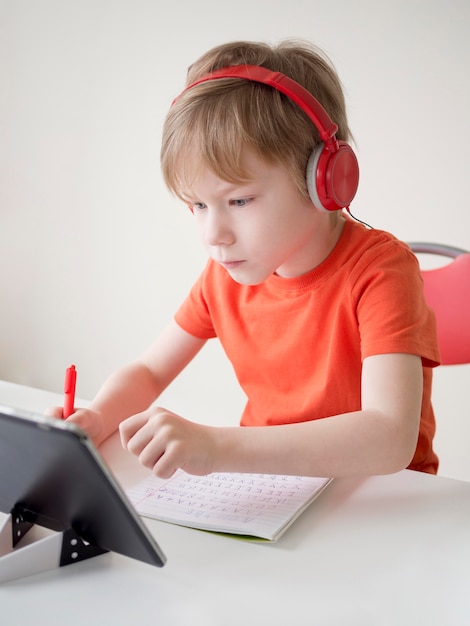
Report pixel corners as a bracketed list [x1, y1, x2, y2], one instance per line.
[127, 470, 331, 541]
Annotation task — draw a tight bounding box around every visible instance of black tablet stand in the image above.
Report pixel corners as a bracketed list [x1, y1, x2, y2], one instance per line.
[0, 505, 108, 583]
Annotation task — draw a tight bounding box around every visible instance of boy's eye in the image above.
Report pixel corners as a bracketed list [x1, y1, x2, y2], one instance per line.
[231, 198, 252, 207]
[191, 202, 206, 211]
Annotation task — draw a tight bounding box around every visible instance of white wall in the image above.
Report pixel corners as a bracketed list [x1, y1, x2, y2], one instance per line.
[1, 0, 469, 480]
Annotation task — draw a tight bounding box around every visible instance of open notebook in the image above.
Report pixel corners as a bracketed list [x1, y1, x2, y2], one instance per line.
[127, 470, 332, 542]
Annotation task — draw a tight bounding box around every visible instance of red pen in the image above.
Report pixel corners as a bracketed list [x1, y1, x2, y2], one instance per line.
[63, 364, 77, 419]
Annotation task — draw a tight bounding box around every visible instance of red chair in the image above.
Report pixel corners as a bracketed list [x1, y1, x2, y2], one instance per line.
[408, 243, 470, 365]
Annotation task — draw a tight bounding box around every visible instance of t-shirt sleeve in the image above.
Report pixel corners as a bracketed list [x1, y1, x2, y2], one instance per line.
[174, 261, 217, 340]
[354, 242, 440, 368]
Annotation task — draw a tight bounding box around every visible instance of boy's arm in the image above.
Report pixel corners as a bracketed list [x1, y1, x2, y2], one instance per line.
[66, 320, 206, 446]
[121, 352, 422, 478]
[214, 352, 422, 477]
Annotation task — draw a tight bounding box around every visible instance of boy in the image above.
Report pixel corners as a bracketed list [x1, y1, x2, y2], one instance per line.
[50, 40, 440, 478]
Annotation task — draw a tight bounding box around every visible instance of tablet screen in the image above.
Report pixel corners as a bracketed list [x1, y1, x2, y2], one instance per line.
[0, 405, 166, 568]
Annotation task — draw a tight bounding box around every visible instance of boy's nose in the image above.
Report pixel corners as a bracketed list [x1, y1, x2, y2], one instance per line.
[203, 209, 235, 247]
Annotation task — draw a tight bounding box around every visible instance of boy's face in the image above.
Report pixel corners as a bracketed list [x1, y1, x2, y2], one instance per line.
[183, 150, 342, 285]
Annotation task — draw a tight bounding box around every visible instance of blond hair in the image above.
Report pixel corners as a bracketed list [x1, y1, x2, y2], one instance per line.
[161, 40, 352, 201]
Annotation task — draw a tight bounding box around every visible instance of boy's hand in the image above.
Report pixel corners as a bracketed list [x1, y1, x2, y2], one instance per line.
[119, 407, 217, 479]
[44, 406, 105, 446]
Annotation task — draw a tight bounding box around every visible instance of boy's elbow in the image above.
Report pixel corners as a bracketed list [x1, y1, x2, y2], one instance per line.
[385, 448, 415, 475]
[381, 424, 419, 475]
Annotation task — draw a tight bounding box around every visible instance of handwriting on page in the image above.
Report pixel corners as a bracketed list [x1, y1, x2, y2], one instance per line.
[127, 470, 330, 539]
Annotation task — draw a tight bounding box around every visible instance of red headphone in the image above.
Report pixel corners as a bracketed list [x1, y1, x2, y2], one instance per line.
[178, 64, 359, 212]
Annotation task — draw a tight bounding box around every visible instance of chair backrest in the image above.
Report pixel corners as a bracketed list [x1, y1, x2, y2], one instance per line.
[408, 242, 470, 365]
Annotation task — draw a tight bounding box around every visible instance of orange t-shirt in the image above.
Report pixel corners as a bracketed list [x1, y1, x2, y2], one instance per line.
[175, 219, 441, 473]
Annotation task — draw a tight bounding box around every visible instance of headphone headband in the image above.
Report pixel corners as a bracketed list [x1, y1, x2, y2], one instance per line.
[174, 64, 359, 212]
[181, 65, 338, 147]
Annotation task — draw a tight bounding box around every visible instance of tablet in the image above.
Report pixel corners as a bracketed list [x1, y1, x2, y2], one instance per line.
[0, 404, 166, 568]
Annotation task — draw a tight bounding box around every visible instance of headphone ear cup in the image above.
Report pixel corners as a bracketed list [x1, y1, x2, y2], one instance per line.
[306, 145, 325, 211]
[307, 142, 359, 212]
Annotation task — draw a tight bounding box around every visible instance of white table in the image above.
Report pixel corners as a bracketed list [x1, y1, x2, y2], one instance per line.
[1, 380, 469, 626]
